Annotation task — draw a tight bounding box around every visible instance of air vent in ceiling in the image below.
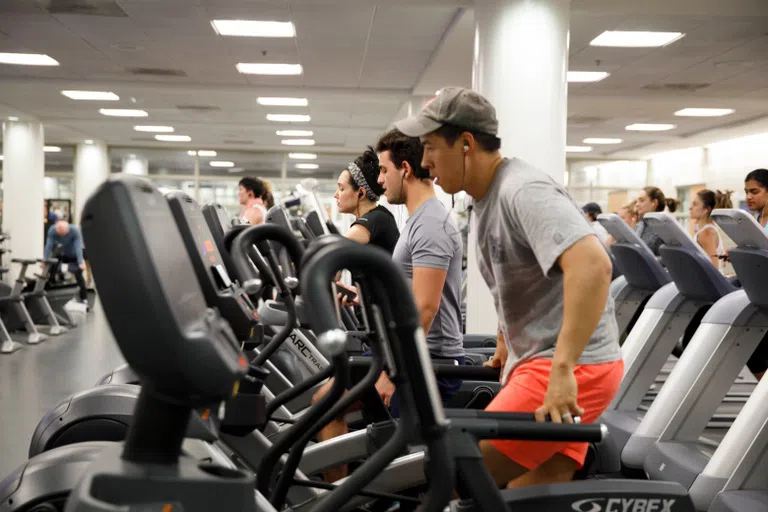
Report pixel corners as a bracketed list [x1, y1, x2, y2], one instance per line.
[39, 0, 128, 16]
[176, 105, 221, 112]
[567, 115, 605, 127]
[223, 140, 253, 145]
[643, 83, 710, 92]
[128, 67, 187, 77]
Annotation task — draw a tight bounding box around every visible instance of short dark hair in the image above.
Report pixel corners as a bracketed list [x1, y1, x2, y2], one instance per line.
[346, 146, 384, 197]
[375, 129, 429, 179]
[745, 168, 768, 190]
[239, 177, 268, 203]
[432, 123, 501, 152]
[582, 202, 602, 222]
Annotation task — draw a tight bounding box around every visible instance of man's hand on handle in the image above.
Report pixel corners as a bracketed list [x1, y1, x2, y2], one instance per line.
[535, 363, 583, 424]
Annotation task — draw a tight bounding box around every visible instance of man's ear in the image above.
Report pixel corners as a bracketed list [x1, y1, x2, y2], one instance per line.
[400, 161, 413, 179]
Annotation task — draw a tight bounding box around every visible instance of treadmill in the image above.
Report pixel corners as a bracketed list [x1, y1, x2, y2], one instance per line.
[594, 212, 748, 475]
[597, 213, 671, 338]
[639, 209, 768, 511]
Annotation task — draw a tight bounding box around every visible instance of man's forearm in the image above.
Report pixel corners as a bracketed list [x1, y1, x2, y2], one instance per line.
[553, 265, 611, 368]
[419, 307, 438, 336]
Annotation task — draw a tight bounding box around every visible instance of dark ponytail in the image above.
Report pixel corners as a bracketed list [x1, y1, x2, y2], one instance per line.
[697, 189, 733, 216]
[664, 198, 680, 213]
[644, 186, 669, 213]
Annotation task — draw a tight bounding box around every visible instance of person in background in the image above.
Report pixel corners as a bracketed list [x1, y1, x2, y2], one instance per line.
[44, 220, 87, 304]
[237, 177, 270, 225]
[333, 147, 399, 253]
[262, 180, 275, 210]
[689, 189, 732, 271]
[635, 186, 679, 256]
[582, 203, 610, 245]
[618, 201, 639, 229]
[745, 168, 768, 232]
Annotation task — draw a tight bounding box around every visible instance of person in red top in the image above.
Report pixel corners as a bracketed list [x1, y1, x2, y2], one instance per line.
[237, 177, 272, 225]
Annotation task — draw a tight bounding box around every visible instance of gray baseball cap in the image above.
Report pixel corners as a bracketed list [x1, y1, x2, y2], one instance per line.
[395, 86, 499, 138]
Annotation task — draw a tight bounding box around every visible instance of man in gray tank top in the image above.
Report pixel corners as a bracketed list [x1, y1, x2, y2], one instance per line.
[396, 87, 622, 489]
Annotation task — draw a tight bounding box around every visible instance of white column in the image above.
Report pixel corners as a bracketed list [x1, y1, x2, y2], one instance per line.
[121, 154, 148, 176]
[465, 0, 571, 335]
[74, 141, 110, 224]
[1, 121, 45, 284]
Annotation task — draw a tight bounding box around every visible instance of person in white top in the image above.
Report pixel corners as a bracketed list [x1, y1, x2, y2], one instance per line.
[689, 189, 732, 271]
[582, 203, 610, 245]
[237, 177, 273, 225]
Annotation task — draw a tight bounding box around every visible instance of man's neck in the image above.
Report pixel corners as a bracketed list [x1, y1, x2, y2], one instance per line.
[405, 181, 436, 216]
[465, 152, 505, 201]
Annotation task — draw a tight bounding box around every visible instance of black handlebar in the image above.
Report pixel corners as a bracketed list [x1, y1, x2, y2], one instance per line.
[231, 224, 305, 294]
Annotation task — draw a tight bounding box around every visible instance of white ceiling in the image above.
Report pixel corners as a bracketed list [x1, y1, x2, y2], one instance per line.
[0, 0, 767, 178]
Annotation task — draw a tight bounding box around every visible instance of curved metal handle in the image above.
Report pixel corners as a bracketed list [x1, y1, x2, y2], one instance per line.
[230, 224, 305, 291]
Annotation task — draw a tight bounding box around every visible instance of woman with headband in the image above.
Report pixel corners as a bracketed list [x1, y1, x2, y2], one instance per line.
[333, 146, 400, 253]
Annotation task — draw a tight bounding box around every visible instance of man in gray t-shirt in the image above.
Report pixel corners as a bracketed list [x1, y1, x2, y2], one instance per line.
[392, 196, 464, 358]
[396, 87, 622, 489]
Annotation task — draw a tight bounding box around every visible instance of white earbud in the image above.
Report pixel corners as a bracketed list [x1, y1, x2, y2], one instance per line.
[463, 145, 469, 153]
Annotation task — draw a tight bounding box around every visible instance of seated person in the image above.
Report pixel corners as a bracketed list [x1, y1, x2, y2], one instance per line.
[396, 87, 622, 489]
[314, 129, 465, 482]
[333, 147, 399, 253]
[44, 220, 87, 304]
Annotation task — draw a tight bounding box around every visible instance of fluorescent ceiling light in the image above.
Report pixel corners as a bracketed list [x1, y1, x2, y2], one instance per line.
[296, 163, 319, 170]
[281, 139, 315, 146]
[187, 150, 196, 156]
[209, 161, 235, 168]
[277, 130, 313, 136]
[155, 134, 191, 142]
[625, 123, 676, 131]
[567, 71, 610, 83]
[43, 146, 61, 152]
[267, 114, 311, 123]
[100, 108, 148, 117]
[674, 108, 734, 117]
[62, 90, 119, 101]
[84, 140, 94, 144]
[0, 52, 59, 66]
[565, 146, 593, 153]
[211, 20, 295, 38]
[8, 116, 18, 121]
[289, 153, 317, 160]
[257, 97, 308, 106]
[590, 31, 684, 48]
[134, 125, 174, 133]
[583, 138, 623, 144]
[237, 63, 302, 75]
[197, 150, 217, 157]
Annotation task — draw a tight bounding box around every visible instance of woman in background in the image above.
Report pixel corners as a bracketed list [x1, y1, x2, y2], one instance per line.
[635, 186, 679, 255]
[689, 189, 732, 271]
[745, 168, 768, 232]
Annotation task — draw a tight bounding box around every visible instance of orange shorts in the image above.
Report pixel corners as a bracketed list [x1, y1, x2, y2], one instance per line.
[486, 357, 624, 470]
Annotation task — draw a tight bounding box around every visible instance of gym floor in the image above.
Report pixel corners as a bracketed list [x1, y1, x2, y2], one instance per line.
[0, 299, 124, 476]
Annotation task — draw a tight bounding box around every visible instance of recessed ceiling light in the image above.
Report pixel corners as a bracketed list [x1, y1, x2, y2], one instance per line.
[296, 163, 319, 170]
[187, 150, 196, 156]
[0, 52, 59, 66]
[281, 139, 315, 146]
[100, 108, 148, 117]
[7, 116, 18, 121]
[567, 71, 610, 83]
[84, 140, 94, 144]
[209, 161, 235, 168]
[625, 123, 676, 131]
[267, 114, 311, 123]
[289, 153, 317, 160]
[277, 130, 313, 136]
[583, 138, 623, 144]
[258, 97, 308, 107]
[237, 63, 303, 75]
[43, 146, 61, 153]
[674, 108, 734, 117]
[62, 90, 119, 101]
[211, 20, 296, 38]
[590, 31, 685, 48]
[566, 146, 593, 153]
[197, 150, 217, 157]
[155, 134, 191, 142]
[134, 125, 174, 133]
